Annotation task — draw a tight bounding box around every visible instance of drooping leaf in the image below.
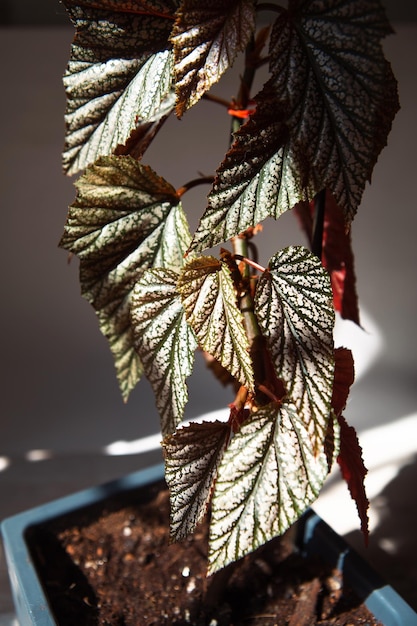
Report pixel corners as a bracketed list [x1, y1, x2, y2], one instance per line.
[62, 0, 178, 175]
[131, 268, 197, 435]
[337, 415, 370, 544]
[255, 246, 335, 452]
[59, 155, 190, 400]
[178, 257, 255, 391]
[324, 411, 340, 473]
[189, 0, 399, 253]
[208, 402, 329, 573]
[268, 0, 399, 225]
[295, 192, 360, 325]
[324, 346, 355, 470]
[332, 347, 355, 417]
[163, 419, 231, 539]
[171, 0, 256, 117]
[189, 83, 308, 253]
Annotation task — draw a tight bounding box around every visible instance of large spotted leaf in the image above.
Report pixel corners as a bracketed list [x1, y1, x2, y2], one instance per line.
[178, 257, 254, 391]
[59, 155, 190, 400]
[131, 269, 197, 435]
[171, 0, 256, 117]
[208, 402, 329, 574]
[267, 0, 399, 225]
[255, 246, 335, 452]
[62, 0, 178, 175]
[189, 0, 398, 253]
[189, 83, 311, 253]
[163, 419, 230, 539]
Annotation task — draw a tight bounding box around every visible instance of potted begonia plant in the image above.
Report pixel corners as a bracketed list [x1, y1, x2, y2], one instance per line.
[3, 0, 417, 624]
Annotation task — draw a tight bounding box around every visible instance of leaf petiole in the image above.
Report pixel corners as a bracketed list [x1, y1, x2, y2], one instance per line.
[176, 176, 214, 198]
[233, 254, 266, 275]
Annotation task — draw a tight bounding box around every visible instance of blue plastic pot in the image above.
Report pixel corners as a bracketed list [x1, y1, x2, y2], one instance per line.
[2, 463, 417, 626]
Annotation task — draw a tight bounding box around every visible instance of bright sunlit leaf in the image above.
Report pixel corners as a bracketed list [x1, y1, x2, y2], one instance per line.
[62, 0, 178, 174]
[255, 246, 335, 452]
[208, 402, 329, 573]
[189, 0, 398, 253]
[178, 257, 254, 391]
[189, 83, 305, 253]
[163, 419, 231, 539]
[131, 268, 197, 435]
[59, 155, 190, 400]
[171, 0, 256, 117]
[268, 0, 399, 225]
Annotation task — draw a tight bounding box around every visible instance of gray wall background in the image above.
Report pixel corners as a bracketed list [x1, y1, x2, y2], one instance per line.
[0, 0, 417, 24]
[1, 0, 417, 25]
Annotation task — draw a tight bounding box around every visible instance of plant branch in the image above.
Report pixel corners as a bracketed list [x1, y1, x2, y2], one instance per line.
[176, 176, 214, 198]
[311, 189, 326, 260]
[202, 93, 232, 110]
[234, 254, 266, 275]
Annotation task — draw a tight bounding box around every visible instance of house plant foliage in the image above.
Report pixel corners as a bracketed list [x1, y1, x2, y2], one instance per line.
[59, 0, 399, 576]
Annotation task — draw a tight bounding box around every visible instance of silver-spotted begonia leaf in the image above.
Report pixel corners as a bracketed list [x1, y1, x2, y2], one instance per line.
[178, 257, 254, 391]
[163, 419, 231, 539]
[131, 268, 197, 435]
[255, 246, 335, 453]
[59, 155, 190, 401]
[268, 0, 399, 225]
[62, 0, 178, 175]
[171, 0, 256, 117]
[189, 0, 398, 253]
[208, 402, 329, 574]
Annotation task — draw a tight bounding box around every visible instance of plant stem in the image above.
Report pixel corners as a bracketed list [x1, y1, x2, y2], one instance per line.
[202, 93, 232, 110]
[311, 189, 326, 260]
[234, 254, 266, 275]
[176, 176, 214, 198]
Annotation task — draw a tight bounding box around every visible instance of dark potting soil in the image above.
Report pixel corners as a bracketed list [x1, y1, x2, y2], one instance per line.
[27, 482, 381, 626]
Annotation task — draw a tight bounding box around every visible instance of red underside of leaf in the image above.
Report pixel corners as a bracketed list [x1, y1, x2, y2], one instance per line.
[294, 192, 360, 325]
[337, 415, 369, 545]
[332, 347, 355, 417]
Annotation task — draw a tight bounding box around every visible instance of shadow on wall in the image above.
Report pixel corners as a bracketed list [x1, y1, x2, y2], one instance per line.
[344, 456, 417, 613]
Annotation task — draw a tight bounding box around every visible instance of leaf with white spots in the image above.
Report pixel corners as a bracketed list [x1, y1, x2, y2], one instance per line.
[59, 155, 191, 401]
[163, 419, 231, 539]
[62, 0, 178, 175]
[189, 83, 310, 253]
[171, 0, 256, 117]
[268, 0, 399, 225]
[178, 257, 254, 391]
[131, 269, 197, 435]
[208, 402, 329, 573]
[255, 246, 335, 452]
[189, 0, 398, 253]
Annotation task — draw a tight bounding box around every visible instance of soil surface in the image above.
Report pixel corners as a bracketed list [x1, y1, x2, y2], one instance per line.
[27, 481, 381, 625]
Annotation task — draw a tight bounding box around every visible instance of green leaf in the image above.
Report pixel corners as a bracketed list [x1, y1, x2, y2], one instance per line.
[178, 257, 254, 391]
[163, 419, 230, 539]
[208, 402, 329, 574]
[131, 268, 197, 435]
[268, 0, 399, 224]
[255, 246, 335, 452]
[171, 0, 256, 117]
[59, 155, 190, 400]
[62, 0, 178, 174]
